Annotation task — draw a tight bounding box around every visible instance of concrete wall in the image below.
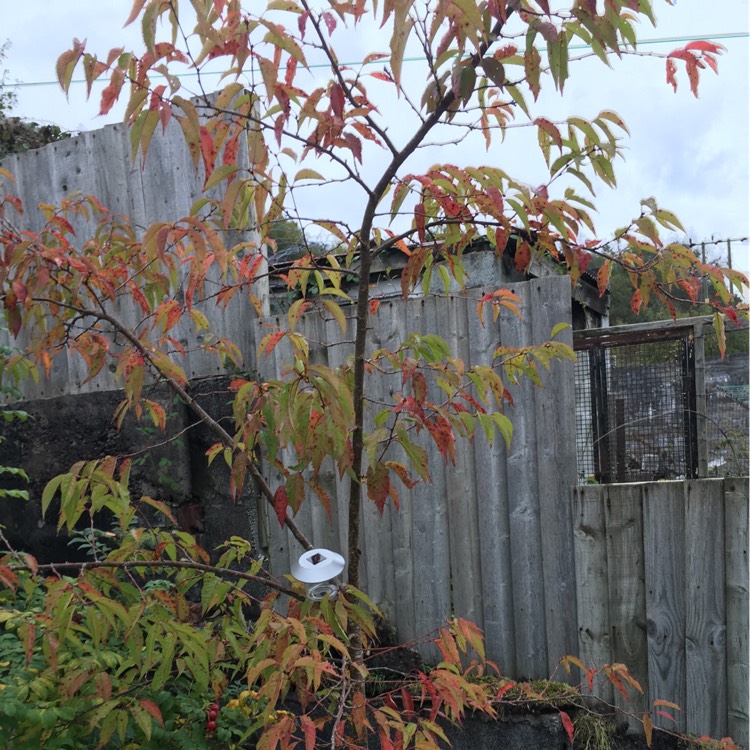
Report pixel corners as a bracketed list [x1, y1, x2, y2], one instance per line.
[0, 376, 259, 565]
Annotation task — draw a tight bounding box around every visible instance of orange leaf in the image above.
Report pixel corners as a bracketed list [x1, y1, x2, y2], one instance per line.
[0, 565, 19, 591]
[200, 125, 216, 181]
[630, 288, 643, 316]
[260, 330, 286, 358]
[139, 699, 164, 727]
[597, 261, 611, 298]
[352, 689, 366, 740]
[643, 713, 653, 747]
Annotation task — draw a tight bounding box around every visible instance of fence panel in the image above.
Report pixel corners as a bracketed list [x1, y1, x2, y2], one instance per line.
[573, 479, 748, 745]
[259, 276, 579, 676]
[0, 114, 263, 399]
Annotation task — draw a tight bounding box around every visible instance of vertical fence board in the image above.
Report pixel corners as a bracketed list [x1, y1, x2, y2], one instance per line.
[406, 298, 451, 659]
[685, 479, 727, 737]
[644, 483, 686, 731]
[573, 486, 613, 703]
[604, 484, 648, 722]
[469, 296, 516, 673]
[357, 303, 396, 617]
[374, 299, 414, 636]
[725, 479, 749, 748]
[530, 277, 578, 674]
[502, 281, 548, 678]
[443, 297, 483, 628]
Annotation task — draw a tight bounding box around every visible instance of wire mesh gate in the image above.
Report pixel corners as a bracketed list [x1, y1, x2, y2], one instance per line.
[573, 317, 748, 485]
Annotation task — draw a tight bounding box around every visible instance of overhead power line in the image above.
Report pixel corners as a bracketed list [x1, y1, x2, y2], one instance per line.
[8, 31, 749, 89]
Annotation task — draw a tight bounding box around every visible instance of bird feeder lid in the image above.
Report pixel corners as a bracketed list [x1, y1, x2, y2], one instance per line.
[291, 548, 345, 584]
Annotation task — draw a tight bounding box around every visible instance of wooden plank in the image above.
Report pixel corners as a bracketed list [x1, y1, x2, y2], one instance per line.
[643, 481, 686, 731]
[406, 297, 451, 662]
[685, 479, 727, 737]
[724, 479, 749, 748]
[529, 276, 578, 674]
[356, 301, 397, 616]
[367, 298, 410, 631]
[604, 483, 648, 724]
[500, 281, 547, 678]
[572, 486, 613, 703]
[443, 296, 483, 627]
[468, 291, 516, 673]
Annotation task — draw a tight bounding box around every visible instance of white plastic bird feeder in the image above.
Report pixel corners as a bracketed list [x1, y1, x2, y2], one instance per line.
[291, 548, 345, 600]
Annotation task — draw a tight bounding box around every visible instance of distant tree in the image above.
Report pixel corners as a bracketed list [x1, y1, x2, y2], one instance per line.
[0, 40, 70, 159]
[606, 240, 748, 355]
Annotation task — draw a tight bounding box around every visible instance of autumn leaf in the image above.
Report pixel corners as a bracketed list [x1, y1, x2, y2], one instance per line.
[559, 710, 574, 745]
[597, 261, 611, 297]
[273, 485, 289, 527]
[366, 461, 390, 514]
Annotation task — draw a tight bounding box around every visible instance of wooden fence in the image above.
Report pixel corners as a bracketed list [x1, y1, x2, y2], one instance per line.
[0, 106, 264, 400]
[259, 275, 581, 680]
[2, 125, 746, 742]
[574, 479, 749, 745]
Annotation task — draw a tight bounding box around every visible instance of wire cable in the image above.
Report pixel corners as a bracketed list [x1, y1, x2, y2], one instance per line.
[8, 31, 749, 89]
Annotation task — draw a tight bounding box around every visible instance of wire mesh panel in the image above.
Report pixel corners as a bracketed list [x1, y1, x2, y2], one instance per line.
[574, 319, 749, 484]
[574, 333, 694, 483]
[704, 328, 750, 477]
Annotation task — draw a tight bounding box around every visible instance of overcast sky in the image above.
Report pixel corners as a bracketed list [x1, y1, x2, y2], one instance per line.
[2, 2, 748, 271]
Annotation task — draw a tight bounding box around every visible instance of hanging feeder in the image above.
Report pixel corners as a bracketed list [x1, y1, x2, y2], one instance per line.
[291, 548, 345, 601]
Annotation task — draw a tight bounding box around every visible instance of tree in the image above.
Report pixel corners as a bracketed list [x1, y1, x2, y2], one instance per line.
[0, 40, 70, 159]
[0, 1, 747, 748]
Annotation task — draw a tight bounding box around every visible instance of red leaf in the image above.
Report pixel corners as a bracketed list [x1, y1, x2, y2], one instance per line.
[514, 240, 531, 272]
[5, 291, 21, 338]
[495, 228, 508, 255]
[344, 132, 362, 163]
[298, 10, 310, 37]
[537, 0, 551, 15]
[322, 11, 336, 35]
[369, 70, 394, 83]
[0, 565, 19, 591]
[199, 125, 216, 178]
[366, 462, 390, 514]
[560, 710, 574, 745]
[330, 83, 345, 121]
[425, 416, 456, 463]
[274, 485, 289, 528]
[300, 715, 316, 750]
[139, 699, 164, 727]
[369, 298, 381, 316]
[666, 59, 677, 92]
[685, 40, 724, 55]
[486, 186, 505, 216]
[495, 680, 517, 700]
[415, 202, 426, 243]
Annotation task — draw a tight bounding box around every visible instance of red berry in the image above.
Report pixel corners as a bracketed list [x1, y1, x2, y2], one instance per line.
[208, 708, 219, 720]
[209, 703, 220, 712]
[206, 720, 217, 732]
